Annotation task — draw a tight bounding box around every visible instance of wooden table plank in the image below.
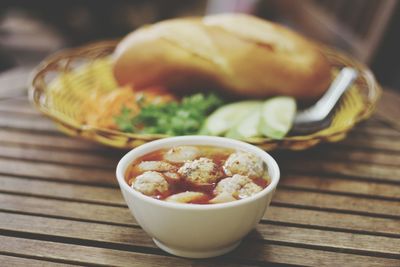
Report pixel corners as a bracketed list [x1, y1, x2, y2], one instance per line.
[0, 111, 58, 133]
[233, 242, 400, 267]
[0, 99, 41, 115]
[0, 255, 73, 267]
[1, 211, 399, 258]
[266, 206, 400, 238]
[0, 175, 123, 206]
[0, 158, 117, 186]
[0, 143, 119, 168]
[0, 129, 107, 152]
[278, 146, 400, 166]
[0, 233, 398, 266]
[0, 193, 134, 225]
[280, 159, 400, 183]
[279, 174, 400, 200]
[0, 67, 31, 99]
[273, 189, 400, 218]
[351, 125, 400, 138]
[0, 236, 245, 267]
[338, 136, 400, 152]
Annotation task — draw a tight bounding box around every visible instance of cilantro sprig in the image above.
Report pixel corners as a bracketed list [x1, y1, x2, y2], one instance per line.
[114, 93, 223, 135]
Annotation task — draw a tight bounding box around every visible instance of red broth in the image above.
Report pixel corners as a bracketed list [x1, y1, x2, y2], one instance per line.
[125, 146, 270, 204]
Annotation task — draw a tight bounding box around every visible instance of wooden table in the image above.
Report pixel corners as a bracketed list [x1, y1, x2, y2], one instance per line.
[0, 74, 399, 266]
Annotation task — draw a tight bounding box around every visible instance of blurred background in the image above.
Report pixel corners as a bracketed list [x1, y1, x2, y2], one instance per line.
[0, 0, 399, 90]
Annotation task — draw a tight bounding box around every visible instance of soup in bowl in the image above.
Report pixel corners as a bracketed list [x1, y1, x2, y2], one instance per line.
[116, 136, 280, 258]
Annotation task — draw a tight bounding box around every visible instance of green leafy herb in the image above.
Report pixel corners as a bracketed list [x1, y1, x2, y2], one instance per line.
[114, 93, 223, 135]
[114, 106, 134, 132]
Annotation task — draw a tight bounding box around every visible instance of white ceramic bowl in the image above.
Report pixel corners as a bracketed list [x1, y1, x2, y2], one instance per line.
[116, 136, 280, 258]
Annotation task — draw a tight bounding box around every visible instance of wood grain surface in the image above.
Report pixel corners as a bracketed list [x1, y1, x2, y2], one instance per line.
[0, 92, 399, 266]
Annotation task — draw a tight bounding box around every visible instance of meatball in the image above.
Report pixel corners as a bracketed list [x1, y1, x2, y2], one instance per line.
[164, 146, 200, 163]
[214, 174, 262, 199]
[138, 161, 175, 172]
[238, 182, 263, 198]
[166, 191, 205, 203]
[132, 171, 169, 195]
[223, 151, 264, 178]
[178, 157, 221, 184]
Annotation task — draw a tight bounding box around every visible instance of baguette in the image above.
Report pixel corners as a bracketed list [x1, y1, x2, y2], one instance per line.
[113, 13, 332, 101]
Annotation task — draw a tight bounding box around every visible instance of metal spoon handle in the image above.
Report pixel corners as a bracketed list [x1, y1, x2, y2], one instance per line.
[295, 67, 358, 123]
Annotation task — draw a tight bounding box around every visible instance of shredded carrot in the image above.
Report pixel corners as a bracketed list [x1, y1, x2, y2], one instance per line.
[80, 85, 177, 129]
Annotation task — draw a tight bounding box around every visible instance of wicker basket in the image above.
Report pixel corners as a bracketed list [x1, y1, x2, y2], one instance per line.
[29, 40, 381, 150]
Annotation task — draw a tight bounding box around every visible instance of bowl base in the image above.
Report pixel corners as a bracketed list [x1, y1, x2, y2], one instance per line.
[153, 238, 241, 259]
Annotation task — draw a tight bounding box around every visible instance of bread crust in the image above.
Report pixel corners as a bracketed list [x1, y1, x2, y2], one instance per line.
[113, 14, 332, 101]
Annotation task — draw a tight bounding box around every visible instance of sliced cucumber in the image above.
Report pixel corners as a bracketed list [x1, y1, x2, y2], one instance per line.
[201, 101, 262, 136]
[259, 96, 296, 139]
[226, 105, 262, 139]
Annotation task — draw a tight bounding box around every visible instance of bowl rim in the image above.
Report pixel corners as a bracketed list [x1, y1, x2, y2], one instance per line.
[116, 135, 280, 210]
